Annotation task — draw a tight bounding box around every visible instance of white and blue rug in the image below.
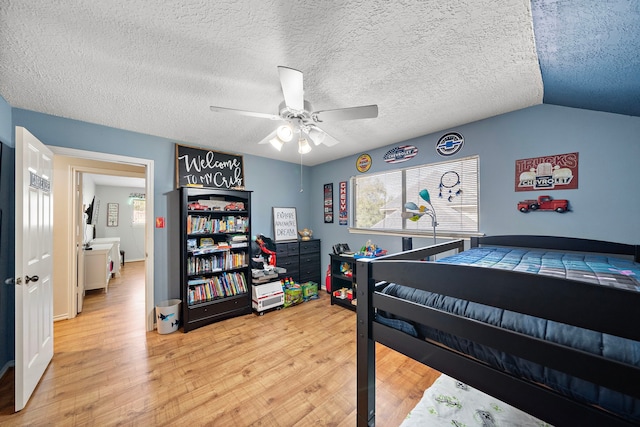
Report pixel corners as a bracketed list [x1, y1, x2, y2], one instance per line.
[401, 374, 552, 427]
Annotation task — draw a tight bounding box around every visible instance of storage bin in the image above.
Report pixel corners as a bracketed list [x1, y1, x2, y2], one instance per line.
[156, 299, 181, 334]
[302, 281, 319, 301]
[284, 287, 303, 307]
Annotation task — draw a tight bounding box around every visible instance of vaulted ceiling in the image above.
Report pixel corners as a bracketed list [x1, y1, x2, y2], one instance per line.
[1, 1, 638, 166]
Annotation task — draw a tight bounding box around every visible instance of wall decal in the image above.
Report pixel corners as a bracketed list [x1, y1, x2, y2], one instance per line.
[356, 154, 372, 173]
[515, 152, 578, 192]
[518, 195, 569, 213]
[383, 145, 418, 163]
[436, 132, 464, 156]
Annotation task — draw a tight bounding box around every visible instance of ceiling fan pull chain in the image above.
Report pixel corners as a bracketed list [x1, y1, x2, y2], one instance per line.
[300, 153, 304, 192]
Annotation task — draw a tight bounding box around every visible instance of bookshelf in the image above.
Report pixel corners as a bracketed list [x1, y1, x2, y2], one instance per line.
[180, 187, 252, 332]
[330, 254, 356, 311]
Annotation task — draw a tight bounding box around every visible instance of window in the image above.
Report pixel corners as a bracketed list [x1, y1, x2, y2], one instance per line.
[352, 155, 479, 237]
[132, 199, 146, 225]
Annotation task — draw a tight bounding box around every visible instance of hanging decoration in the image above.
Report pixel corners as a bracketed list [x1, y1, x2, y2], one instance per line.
[439, 171, 462, 202]
[339, 181, 348, 225]
[324, 183, 334, 223]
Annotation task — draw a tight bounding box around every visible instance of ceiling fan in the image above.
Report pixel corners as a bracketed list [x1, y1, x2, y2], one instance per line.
[209, 66, 378, 154]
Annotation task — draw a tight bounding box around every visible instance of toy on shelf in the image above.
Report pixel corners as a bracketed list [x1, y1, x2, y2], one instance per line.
[298, 228, 313, 241]
[340, 262, 353, 277]
[256, 234, 277, 266]
[354, 240, 387, 259]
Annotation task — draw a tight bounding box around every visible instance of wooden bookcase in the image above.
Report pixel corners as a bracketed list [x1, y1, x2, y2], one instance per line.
[330, 253, 356, 310]
[179, 187, 252, 332]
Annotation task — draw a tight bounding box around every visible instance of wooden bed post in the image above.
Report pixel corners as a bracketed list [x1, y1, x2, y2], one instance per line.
[356, 258, 375, 427]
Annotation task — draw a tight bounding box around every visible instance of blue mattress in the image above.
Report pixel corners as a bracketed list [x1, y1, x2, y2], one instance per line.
[378, 246, 640, 422]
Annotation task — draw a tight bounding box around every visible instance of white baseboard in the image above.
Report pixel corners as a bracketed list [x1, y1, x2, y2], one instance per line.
[54, 313, 70, 322]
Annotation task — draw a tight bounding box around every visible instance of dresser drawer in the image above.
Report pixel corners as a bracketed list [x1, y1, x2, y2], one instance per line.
[187, 295, 247, 323]
[278, 255, 299, 269]
[299, 239, 320, 254]
[276, 242, 299, 256]
[299, 253, 320, 266]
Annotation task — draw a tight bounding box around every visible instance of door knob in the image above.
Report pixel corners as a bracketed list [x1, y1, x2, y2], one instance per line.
[25, 275, 39, 283]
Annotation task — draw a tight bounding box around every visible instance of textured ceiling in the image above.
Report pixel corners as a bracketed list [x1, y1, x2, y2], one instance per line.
[532, 0, 640, 117]
[0, 1, 636, 166]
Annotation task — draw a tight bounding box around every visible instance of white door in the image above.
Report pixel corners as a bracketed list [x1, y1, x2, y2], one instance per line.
[14, 127, 54, 411]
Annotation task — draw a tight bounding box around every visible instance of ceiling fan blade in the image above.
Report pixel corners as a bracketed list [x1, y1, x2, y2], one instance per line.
[278, 66, 304, 112]
[311, 125, 341, 147]
[257, 129, 278, 145]
[312, 104, 378, 123]
[210, 105, 280, 120]
[321, 133, 340, 147]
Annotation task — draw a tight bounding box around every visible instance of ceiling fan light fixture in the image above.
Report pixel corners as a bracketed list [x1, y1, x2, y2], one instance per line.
[298, 138, 312, 154]
[307, 127, 326, 145]
[269, 137, 284, 151]
[276, 124, 294, 142]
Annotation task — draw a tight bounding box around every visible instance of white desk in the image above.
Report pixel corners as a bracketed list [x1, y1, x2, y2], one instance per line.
[84, 243, 113, 292]
[91, 237, 121, 277]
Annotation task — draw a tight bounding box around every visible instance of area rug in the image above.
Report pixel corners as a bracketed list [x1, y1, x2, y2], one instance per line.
[400, 374, 553, 427]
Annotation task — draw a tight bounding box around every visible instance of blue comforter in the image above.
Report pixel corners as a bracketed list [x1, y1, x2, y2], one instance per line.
[378, 247, 640, 422]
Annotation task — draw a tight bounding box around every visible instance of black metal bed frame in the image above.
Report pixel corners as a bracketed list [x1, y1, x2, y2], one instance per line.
[356, 235, 640, 427]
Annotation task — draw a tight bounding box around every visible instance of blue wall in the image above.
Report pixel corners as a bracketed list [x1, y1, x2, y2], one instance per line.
[5, 102, 640, 323]
[0, 95, 14, 370]
[11, 109, 311, 303]
[310, 104, 640, 272]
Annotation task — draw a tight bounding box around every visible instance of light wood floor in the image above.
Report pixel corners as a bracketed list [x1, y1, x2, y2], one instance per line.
[0, 261, 440, 426]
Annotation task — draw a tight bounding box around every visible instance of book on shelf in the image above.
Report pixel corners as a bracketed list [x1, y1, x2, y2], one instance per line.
[187, 215, 249, 235]
[187, 271, 248, 305]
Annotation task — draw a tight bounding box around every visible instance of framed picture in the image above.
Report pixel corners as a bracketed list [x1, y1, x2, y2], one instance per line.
[107, 203, 119, 227]
[324, 183, 333, 223]
[515, 152, 579, 192]
[273, 207, 298, 241]
[175, 143, 245, 189]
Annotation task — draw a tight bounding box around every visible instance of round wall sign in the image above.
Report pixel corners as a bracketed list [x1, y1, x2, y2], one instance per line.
[356, 154, 372, 173]
[436, 132, 464, 156]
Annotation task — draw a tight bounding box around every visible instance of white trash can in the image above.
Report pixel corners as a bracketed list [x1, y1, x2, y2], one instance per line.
[156, 299, 181, 334]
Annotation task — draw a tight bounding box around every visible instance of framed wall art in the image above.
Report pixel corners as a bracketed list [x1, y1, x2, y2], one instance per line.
[273, 207, 298, 241]
[107, 203, 119, 227]
[324, 183, 334, 223]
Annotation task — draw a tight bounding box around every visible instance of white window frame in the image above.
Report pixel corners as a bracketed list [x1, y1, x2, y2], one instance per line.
[350, 155, 480, 239]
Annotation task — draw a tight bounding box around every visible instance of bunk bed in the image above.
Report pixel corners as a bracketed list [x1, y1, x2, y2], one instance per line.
[355, 235, 640, 427]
